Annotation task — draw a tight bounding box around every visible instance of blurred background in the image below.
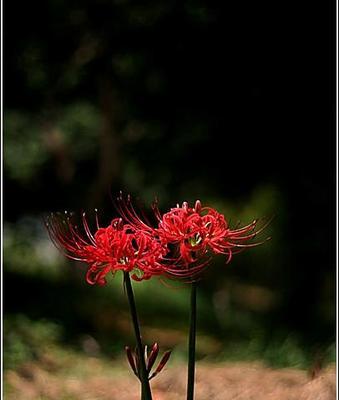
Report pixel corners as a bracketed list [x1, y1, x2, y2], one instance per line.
[3, 0, 336, 398]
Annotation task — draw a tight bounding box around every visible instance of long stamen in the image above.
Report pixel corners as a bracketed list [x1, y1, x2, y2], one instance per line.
[82, 212, 97, 246]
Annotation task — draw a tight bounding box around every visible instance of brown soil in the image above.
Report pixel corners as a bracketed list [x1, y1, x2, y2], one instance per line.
[5, 360, 336, 400]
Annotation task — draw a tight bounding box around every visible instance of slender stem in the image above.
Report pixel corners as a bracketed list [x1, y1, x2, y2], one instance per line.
[187, 281, 197, 400]
[124, 272, 153, 400]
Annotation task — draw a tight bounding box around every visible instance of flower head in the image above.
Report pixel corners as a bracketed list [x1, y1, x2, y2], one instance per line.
[116, 195, 270, 281]
[45, 211, 167, 285]
[156, 200, 266, 261]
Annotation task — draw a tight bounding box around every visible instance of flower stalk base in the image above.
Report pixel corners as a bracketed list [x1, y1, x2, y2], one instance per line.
[187, 281, 197, 400]
[124, 272, 153, 400]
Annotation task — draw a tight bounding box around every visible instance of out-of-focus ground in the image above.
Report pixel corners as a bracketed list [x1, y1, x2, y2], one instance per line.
[4, 348, 336, 400]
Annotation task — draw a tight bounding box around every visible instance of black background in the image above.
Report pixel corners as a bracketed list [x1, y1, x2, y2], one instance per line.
[4, 0, 336, 354]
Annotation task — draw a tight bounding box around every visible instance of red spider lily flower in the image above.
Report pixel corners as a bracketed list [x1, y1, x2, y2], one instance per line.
[156, 200, 270, 264]
[125, 343, 172, 381]
[45, 211, 168, 285]
[116, 195, 270, 280]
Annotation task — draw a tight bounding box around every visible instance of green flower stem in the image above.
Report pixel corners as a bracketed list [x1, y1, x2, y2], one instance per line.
[124, 272, 153, 400]
[187, 281, 197, 400]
